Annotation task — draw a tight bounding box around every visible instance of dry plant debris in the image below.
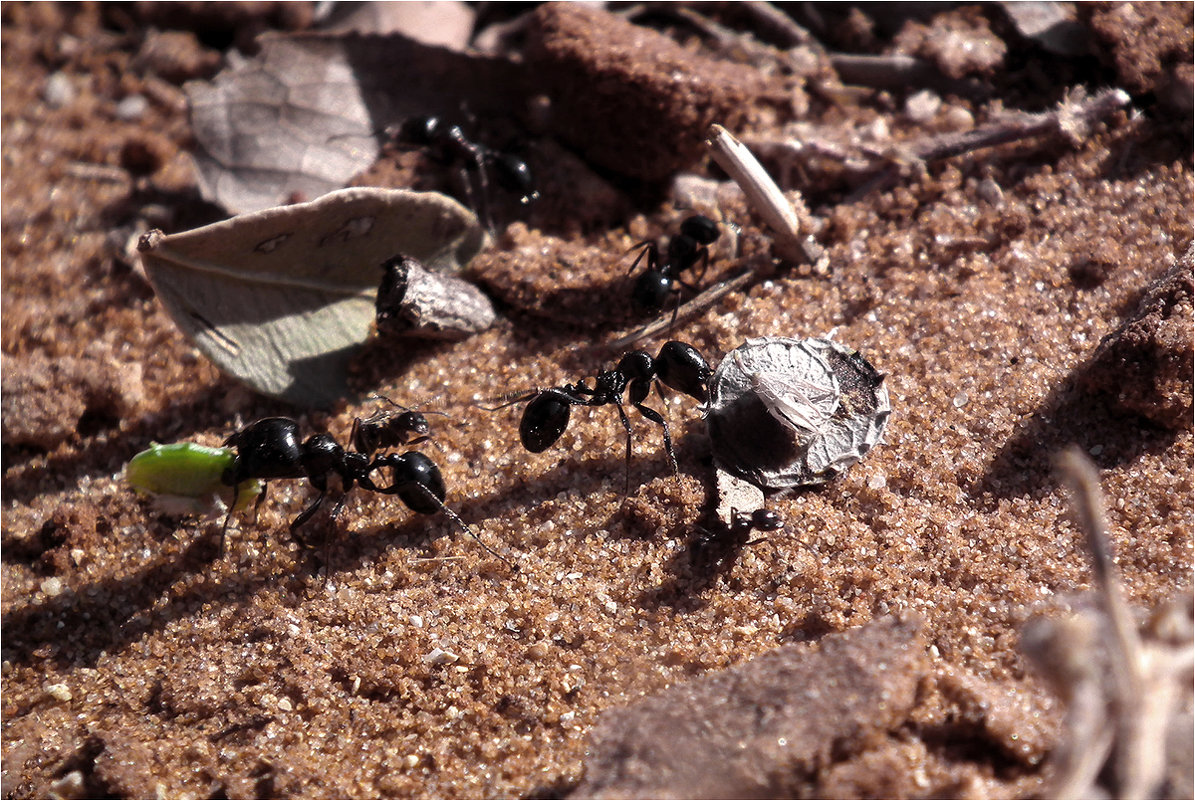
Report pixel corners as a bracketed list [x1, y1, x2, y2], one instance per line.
[136, 187, 488, 405]
[1023, 449, 1194, 798]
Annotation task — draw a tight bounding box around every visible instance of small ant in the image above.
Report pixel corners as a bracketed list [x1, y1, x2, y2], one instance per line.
[730, 508, 785, 540]
[350, 394, 444, 455]
[627, 214, 721, 321]
[492, 341, 712, 493]
[690, 507, 786, 570]
[218, 413, 510, 568]
[392, 115, 538, 229]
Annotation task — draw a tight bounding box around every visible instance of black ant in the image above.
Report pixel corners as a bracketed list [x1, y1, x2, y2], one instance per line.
[690, 507, 786, 570]
[730, 508, 785, 540]
[627, 214, 720, 322]
[220, 417, 369, 551]
[218, 413, 510, 568]
[492, 341, 712, 494]
[392, 115, 538, 229]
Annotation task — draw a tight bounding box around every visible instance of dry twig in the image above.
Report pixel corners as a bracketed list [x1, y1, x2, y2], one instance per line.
[743, 87, 1133, 197]
[605, 270, 755, 351]
[706, 124, 819, 264]
[1022, 448, 1194, 799]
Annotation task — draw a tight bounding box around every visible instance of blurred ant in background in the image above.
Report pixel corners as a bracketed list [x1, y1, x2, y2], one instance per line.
[627, 214, 720, 327]
[391, 115, 538, 229]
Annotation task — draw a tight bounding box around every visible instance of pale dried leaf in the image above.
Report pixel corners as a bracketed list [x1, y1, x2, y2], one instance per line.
[187, 32, 529, 213]
[137, 187, 486, 406]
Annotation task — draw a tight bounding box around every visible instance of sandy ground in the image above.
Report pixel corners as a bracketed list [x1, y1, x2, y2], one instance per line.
[3, 3, 1192, 798]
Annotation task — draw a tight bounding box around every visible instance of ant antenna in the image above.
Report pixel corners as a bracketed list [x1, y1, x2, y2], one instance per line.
[404, 481, 516, 570]
[369, 393, 448, 418]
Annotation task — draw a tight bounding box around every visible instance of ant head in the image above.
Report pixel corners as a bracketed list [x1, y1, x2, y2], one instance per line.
[400, 410, 430, 432]
[398, 115, 440, 145]
[748, 508, 784, 532]
[370, 451, 446, 513]
[369, 451, 516, 569]
[615, 350, 655, 383]
[490, 153, 539, 204]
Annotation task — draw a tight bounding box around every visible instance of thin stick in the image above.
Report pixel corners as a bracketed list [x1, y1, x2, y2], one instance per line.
[910, 87, 1131, 163]
[606, 270, 754, 350]
[1055, 448, 1144, 690]
[829, 53, 985, 96]
[744, 88, 1132, 197]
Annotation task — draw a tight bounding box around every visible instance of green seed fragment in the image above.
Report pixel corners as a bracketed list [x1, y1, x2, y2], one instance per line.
[125, 442, 261, 511]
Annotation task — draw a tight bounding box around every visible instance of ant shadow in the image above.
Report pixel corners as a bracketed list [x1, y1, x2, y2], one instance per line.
[2, 526, 250, 674]
[2, 420, 703, 674]
[0, 494, 469, 676]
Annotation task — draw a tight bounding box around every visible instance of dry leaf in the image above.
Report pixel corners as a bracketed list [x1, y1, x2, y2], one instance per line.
[186, 32, 529, 213]
[138, 187, 487, 407]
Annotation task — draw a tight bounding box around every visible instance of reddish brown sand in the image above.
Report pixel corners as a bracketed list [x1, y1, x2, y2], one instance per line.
[3, 3, 1192, 798]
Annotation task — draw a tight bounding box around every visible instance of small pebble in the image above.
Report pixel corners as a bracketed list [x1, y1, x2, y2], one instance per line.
[905, 90, 941, 123]
[977, 177, 1004, 206]
[43, 71, 74, 108]
[115, 94, 149, 121]
[942, 105, 975, 131]
[45, 682, 72, 702]
[39, 577, 64, 597]
[423, 648, 459, 665]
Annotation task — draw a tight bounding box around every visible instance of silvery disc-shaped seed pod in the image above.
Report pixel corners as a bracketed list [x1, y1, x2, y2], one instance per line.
[706, 337, 891, 489]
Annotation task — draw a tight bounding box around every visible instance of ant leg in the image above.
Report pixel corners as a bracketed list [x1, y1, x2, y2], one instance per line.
[668, 290, 682, 333]
[289, 484, 328, 547]
[625, 242, 658, 276]
[219, 496, 237, 557]
[320, 491, 353, 588]
[249, 485, 269, 527]
[633, 401, 678, 476]
[612, 398, 635, 496]
[693, 249, 710, 284]
[220, 482, 269, 557]
[402, 481, 515, 569]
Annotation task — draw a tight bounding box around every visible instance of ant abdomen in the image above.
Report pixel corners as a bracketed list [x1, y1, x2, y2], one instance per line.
[520, 391, 572, 453]
[222, 417, 305, 484]
[655, 341, 712, 404]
